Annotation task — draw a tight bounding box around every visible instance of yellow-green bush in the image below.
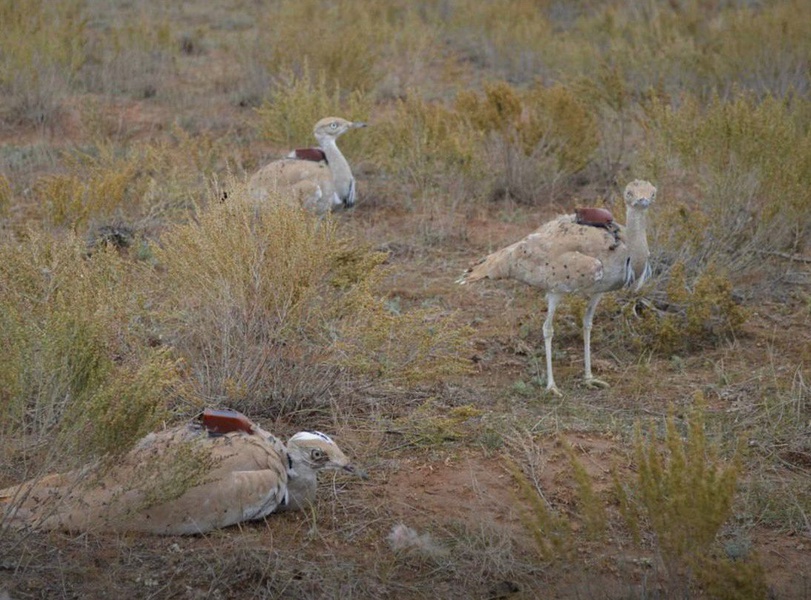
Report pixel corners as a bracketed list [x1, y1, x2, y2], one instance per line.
[30, 129, 219, 232]
[618, 397, 740, 577]
[456, 80, 598, 195]
[451, 81, 597, 203]
[0, 228, 177, 476]
[370, 92, 480, 201]
[607, 261, 748, 355]
[152, 182, 470, 416]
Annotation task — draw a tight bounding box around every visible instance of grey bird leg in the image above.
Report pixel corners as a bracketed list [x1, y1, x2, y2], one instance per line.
[583, 293, 609, 389]
[543, 293, 563, 397]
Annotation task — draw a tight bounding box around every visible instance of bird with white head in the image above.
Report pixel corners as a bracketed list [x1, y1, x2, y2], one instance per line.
[458, 180, 657, 396]
[248, 116, 367, 215]
[0, 410, 365, 535]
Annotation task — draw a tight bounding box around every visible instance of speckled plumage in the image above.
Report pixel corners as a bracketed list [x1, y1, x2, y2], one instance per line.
[249, 117, 366, 215]
[0, 419, 361, 535]
[459, 180, 657, 395]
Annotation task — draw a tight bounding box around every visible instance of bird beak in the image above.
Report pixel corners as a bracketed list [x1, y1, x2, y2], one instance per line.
[637, 197, 651, 208]
[351, 121, 368, 129]
[342, 464, 369, 480]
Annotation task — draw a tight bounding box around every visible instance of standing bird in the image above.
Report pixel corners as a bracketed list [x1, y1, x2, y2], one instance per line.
[0, 410, 365, 535]
[248, 116, 367, 215]
[458, 180, 657, 396]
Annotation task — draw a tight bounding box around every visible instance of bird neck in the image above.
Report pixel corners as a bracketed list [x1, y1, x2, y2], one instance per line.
[624, 207, 650, 281]
[318, 137, 354, 200]
[284, 460, 318, 512]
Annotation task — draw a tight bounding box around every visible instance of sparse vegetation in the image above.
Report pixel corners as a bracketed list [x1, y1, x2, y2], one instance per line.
[1, 0, 809, 598]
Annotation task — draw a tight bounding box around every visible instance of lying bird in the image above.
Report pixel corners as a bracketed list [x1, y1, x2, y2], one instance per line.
[458, 180, 657, 396]
[0, 409, 365, 535]
[248, 116, 367, 215]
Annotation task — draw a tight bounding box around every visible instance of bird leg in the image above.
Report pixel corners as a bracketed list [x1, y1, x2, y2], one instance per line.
[543, 293, 563, 397]
[583, 293, 609, 389]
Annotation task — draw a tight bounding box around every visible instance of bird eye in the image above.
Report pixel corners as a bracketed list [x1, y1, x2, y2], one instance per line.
[329, 122, 338, 130]
[311, 448, 324, 460]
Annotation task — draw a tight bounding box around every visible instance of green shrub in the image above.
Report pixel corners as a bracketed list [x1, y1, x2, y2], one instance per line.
[31, 129, 219, 231]
[605, 261, 748, 355]
[0, 228, 177, 476]
[370, 92, 480, 203]
[152, 181, 470, 417]
[619, 396, 740, 577]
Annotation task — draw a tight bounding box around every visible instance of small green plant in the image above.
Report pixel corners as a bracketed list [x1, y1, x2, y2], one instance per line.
[618, 394, 740, 579]
[503, 454, 570, 561]
[393, 402, 482, 447]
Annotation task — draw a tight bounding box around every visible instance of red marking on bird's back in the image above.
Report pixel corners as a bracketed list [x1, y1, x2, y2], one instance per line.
[291, 148, 327, 163]
[575, 207, 614, 226]
[200, 409, 255, 435]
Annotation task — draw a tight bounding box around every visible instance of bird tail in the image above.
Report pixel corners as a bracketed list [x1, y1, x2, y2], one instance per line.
[456, 245, 515, 285]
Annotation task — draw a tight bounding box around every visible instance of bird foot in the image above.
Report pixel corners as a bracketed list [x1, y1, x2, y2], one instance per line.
[546, 384, 564, 398]
[583, 377, 610, 390]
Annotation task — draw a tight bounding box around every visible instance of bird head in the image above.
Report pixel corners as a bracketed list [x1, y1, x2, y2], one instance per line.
[313, 117, 367, 143]
[286, 431, 367, 479]
[623, 179, 657, 209]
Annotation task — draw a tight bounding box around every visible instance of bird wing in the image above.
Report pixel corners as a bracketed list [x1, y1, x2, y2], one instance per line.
[459, 217, 612, 291]
[2, 426, 290, 535]
[248, 159, 335, 214]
